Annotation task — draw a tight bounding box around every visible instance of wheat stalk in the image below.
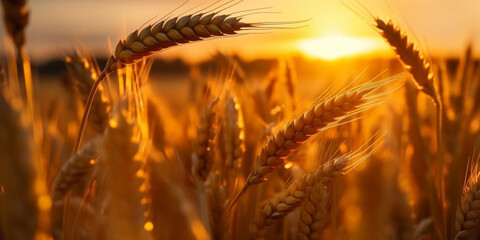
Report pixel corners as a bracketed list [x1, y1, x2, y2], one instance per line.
[206, 173, 230, 240]
[228, 75, 399, 210]
[374, 18, 446, 237]
[0, 92, 38, 240]
[1, 0, 29, 51]
[51, 137, 101, 198]
[101, 102, 151, 240]
[455, 170, 480, 239]
[66, 55, 111, 134]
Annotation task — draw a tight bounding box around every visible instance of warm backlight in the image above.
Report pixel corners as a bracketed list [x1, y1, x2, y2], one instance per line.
[298, 35, 384, 60]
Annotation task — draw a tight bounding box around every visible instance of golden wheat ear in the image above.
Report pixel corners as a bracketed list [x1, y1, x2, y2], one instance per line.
[192, 97, 220, 182]
[107, 13, 256, 72]
[250, 136, 381, 239]
[51, 137, 100, 198]
[455, 158, 480, 240]
[373, 19, 438, 105]
[73, 10, 258, 155]
[227, 73, 403, 211]
[344, 2, 438, 105]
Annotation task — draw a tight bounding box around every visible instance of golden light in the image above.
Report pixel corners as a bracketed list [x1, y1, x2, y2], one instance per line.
[38, 194, 52, 211]
[284, 162, 293, 169]
[298, 35, 385, 60]
[144, 221, 154, 231]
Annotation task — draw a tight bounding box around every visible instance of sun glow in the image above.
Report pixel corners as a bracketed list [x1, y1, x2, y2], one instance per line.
[298, 35, 385, 60]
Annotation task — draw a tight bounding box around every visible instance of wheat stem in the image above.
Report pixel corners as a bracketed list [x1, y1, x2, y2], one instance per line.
[72, 70, 106, 153]
[0, 93, 38, 240]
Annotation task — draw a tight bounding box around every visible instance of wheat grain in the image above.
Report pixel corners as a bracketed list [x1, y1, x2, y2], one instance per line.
[455, 171, 480, 239]
[206, 173, 229, 240]
[295, 156, 352, 240]
[250, 155, 352, 239]
[192, 97, 219, 182]
[297, 183, 329, 240]
[222, 95, 245, 188]
[51, 137, 100, 198]
[0, 92, 38, 240]
[250, 174, 314, 239]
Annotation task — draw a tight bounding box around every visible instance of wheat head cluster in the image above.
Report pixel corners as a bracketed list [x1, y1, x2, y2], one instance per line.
[0, 0, 479, 240]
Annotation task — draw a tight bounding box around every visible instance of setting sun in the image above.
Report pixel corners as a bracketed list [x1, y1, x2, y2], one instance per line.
[298, 35, 386, 60]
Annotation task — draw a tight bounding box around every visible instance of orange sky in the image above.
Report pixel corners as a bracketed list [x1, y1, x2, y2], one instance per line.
[2, 0, 480, 63]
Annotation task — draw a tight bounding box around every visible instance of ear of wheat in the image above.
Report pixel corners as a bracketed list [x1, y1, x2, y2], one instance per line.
[107, 13, 254, 72]
[297, 182, 329, 240]
[455, 169, 480, 239]
[374, 18, 438, 105]
[51, 137, 100, 198]
[222, 94, 245, 195]
[296, 155, 352, 240]
[250, 155, 354, 239]
[228, 75, 401, 210]
[74, 11, 255, 157]
[192, 97, 220, 182]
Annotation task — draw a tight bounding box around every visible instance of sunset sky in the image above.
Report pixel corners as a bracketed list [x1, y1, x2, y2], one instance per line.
[2, 0, 480, 63]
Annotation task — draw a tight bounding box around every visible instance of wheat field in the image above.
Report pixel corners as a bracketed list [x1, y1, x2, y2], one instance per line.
[0, 0, 479, 240]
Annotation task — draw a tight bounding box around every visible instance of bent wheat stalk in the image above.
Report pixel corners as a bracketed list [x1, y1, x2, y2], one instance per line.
[73, 12, 255, 154]
[227, 75, 401, 211]
[66, 55, 111, 134]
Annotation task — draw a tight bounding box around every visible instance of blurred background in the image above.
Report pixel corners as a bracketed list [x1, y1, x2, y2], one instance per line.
[1, 0, 480, 64]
